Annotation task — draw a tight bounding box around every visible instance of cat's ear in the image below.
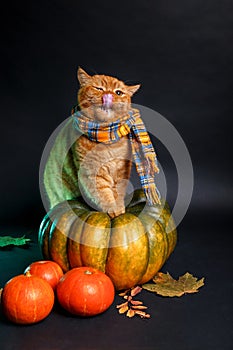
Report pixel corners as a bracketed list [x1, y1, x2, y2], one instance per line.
[77, 67, 91, 86]
[126, 84, 141, 96]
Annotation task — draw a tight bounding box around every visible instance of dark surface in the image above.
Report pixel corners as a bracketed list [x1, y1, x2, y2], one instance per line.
[0, 213, 232, 350]
[0, 1, 232, 349]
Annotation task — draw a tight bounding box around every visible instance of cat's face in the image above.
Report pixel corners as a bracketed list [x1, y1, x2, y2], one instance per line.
[77, 67, 140, 122]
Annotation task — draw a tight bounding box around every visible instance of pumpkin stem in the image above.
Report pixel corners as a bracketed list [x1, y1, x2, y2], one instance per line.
[84, 270, 92, 275]
[25, 271, 32, 277]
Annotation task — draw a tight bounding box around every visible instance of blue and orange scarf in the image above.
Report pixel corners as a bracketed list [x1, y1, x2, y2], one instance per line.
[72, 108, 161, 205]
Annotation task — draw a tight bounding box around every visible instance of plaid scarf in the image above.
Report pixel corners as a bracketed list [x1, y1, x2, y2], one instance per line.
[72, 107, 160, 205]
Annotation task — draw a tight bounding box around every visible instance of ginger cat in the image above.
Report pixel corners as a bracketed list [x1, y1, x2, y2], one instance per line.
[43, 68, 140, 218]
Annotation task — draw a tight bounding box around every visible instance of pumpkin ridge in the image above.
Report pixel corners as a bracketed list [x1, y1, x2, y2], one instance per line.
[39, 202, 77, 260]
[157, 220, 169, 265]
[79, 212, 111, 272]
[105, 212, 148, 290]
[11, 278, 20, 323]
[39, 217, 52, 260]
[67, 209, 92, 268]
[137, 214, 166, 284]
[166, 215, 177, 257]
[65, 208, 89, 266]
[29, 277, 37, 323]
[49, 210, 78, 271]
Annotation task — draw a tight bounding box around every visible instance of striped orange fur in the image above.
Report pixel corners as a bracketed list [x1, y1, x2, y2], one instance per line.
[44, 68, 140, 218]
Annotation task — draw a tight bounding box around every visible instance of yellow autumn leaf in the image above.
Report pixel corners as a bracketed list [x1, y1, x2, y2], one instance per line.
[142, 272, 204, 297]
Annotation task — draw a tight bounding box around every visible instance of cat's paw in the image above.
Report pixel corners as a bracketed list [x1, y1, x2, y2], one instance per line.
[107, 205, 125, 219]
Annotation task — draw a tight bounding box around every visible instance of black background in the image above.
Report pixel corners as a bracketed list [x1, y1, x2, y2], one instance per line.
[0, 1, 232, 349]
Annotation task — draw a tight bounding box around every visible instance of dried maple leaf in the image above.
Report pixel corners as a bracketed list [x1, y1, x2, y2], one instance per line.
[142, 272, 204, 297]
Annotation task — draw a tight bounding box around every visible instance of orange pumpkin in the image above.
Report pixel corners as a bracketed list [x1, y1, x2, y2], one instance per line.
[1, 272, 54, 324]
[56, 267, 115, 316]
[24, 260, 64, 290]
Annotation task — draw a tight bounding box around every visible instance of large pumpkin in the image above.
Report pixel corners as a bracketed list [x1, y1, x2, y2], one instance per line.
[38, 190, 177, 290]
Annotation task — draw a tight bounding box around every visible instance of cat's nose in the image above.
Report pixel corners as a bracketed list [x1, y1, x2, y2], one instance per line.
[102, 93, 113, 109]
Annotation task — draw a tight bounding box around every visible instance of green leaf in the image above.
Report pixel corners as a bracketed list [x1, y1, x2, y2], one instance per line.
[142, 272, 205, 297]
[0, 235, 30, 247]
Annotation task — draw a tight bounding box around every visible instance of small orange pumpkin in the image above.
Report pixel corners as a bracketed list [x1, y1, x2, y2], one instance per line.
[56, 267, 115, 317]
[24, 260, 64, 290]
[1, 272, 54, 324]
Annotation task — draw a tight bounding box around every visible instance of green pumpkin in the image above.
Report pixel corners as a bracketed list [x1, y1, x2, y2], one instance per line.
[38, 190, 177, 290]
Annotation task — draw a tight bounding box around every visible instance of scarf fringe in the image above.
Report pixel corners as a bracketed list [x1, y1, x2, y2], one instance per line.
[145, 154, 159, 176]
[145, 185, 161, 205]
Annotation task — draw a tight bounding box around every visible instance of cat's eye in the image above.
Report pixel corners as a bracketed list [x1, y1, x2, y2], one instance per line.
[93, 86, 104, 91]
[115, 90, 124, 96]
